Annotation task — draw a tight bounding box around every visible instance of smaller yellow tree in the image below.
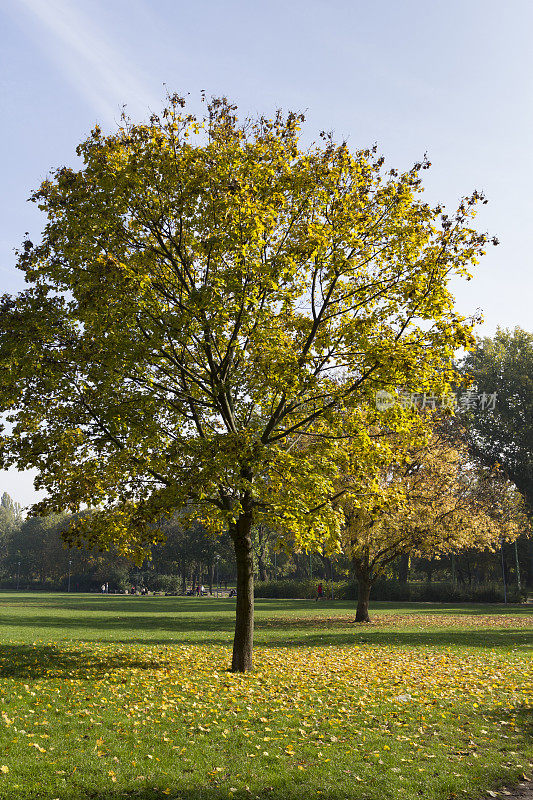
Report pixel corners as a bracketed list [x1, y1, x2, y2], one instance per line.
[338, 421, 523, 621]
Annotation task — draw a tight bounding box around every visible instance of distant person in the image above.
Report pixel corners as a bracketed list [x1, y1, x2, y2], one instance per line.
[105, 582, 109, 594]
[316, 582, 324, 602]
[131, 585, 136, 595]
[101, 583, 106, 594]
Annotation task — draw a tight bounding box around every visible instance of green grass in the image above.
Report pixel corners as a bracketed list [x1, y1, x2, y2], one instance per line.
[0, 594, 531, 799]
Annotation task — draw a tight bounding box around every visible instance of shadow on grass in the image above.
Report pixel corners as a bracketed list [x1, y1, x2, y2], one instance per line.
[508, 704, 533, 739]
[0, 596, 236, 614]
[1, 594, 531, 616]
[255, 628, 533, 651]
[0, 607, 530, 630]
[0, 612, 235, 635]
[0, 643, 166, 679]
[1, 630, 532, 659]
[39, 784, 393, 800]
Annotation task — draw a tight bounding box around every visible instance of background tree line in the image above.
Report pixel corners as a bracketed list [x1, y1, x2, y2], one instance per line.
[0, 497, 528, 600]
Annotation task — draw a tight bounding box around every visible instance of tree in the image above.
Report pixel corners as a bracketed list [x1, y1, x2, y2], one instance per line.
[6, 513, 68, 584]
[3, 510, 132, 590]
[0, 94, 492, 670]
[461, 328, 533, 585]
[461, 328, 533, 508]
[251, 523, 278, 582]
[0, 492, 21, 563]
[338, 419, 522, 621]
[154, 516, 232, 594]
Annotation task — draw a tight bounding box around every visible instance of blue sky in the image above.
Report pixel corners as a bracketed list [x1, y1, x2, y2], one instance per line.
[1, 0, 532, 506]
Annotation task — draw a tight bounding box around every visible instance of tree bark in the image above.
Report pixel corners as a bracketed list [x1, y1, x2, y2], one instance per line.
[231, 512, 254, 672]
[209, 562, 214, 595]
[258, 553, 268, 582]
[355, 575, 372, 622]
[398, 553, 409, 584]
[293, 552, 306, 579]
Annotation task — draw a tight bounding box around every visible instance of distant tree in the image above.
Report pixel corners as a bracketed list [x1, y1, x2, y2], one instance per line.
[251, 524, 279, 582]
[0, 95, 492, 669]
[3, 509, 131, 590]
[461, 328, 533, 508]
[461, 328, 533, 584]
[0, 492, 21, 562]
[0, 492, 21, 520]
[338, 422, 522, 621]
[7, 513, 68, 583]
[154, 517, 232, 593]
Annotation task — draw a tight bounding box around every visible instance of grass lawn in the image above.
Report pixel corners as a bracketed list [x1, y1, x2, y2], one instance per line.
[0, 594, 531, 799]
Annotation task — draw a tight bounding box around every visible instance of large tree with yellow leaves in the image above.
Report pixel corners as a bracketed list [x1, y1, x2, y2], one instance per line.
[0, 95, 492, 670]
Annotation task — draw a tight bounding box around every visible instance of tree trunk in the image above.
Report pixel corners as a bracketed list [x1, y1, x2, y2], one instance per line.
[319, 554, 330, 580]
[209, 563, 214, 595]
[231, 513, 254, 672]
[181, 571, 186, 595]
[293, 552, 306, 579]
[258, 553, 268, 582]
[398, 553, 409, 584]
[355, 575, 372, 622]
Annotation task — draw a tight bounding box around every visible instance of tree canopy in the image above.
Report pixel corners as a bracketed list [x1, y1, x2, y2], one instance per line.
[0, 95, 493, 669]
[461, 327, 533, 510]
[337, 416, 524, 620]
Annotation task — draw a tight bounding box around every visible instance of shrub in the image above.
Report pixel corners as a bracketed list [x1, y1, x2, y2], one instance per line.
[144, 574, 182, 593]
[253, 578, 525, 603]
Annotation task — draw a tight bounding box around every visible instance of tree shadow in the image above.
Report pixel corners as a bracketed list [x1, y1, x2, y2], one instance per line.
[501, 704, 533, 738]
[0, 596, 237, 613]
[255, 628, 533, 650]
[0, 613, 530, 651]
[1, 594, 531, 616]
[0, 643, 165, 679]
[0, 612, 236, 633]
[29, 783, 385, 800]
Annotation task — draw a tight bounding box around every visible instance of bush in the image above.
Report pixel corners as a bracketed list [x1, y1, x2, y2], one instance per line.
[409, 581, 525, 603]
[253, 578, 525, 603]
[143, 574, 182, 594]
[254, 580, 316, 599]
[254, 580, 351, 599]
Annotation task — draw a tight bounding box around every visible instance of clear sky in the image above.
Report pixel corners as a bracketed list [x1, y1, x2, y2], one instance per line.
[1, 0, 532, 507]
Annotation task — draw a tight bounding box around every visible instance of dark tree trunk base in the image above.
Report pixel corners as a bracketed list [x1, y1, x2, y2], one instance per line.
[355, 576, 372, 623]
[231, 513, 254, 672]
[398, 553, 409, 585]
